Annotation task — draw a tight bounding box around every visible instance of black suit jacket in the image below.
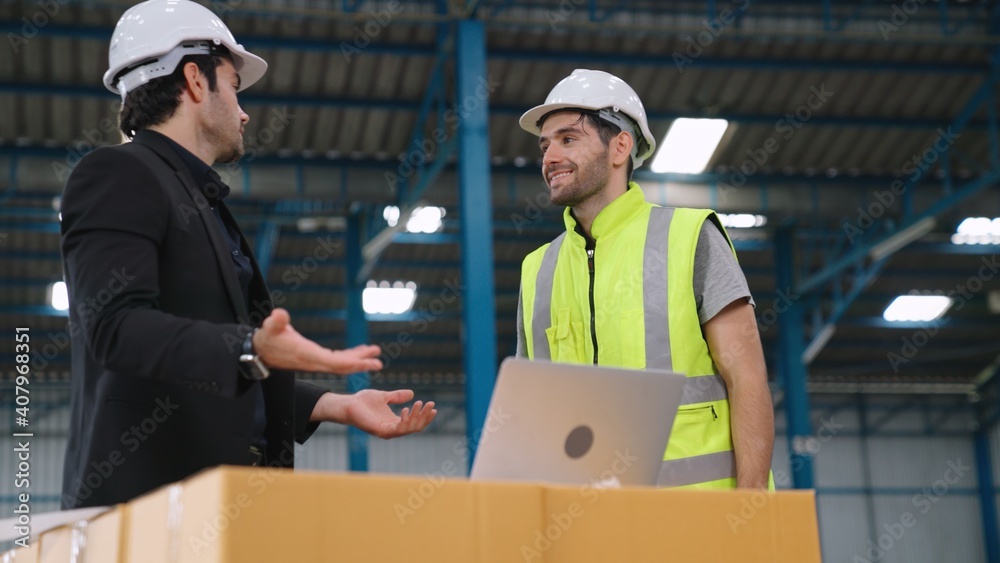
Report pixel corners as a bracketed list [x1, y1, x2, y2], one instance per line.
[59, 131, 328, 509]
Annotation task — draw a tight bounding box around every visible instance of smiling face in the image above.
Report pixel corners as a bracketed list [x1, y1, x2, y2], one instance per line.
[202, 59, 249, 164]
[538, 111, 614, 208]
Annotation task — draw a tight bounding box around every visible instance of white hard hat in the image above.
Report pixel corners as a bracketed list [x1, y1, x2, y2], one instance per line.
[103, 0, 267, 100]
[520, 69, 656, 168]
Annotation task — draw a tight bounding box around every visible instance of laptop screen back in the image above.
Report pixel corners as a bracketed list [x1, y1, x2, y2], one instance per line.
[469, 357, 688, 487]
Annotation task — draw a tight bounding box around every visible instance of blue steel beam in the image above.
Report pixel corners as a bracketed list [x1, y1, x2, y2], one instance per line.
[456, 19, 497, 472]
[359, 138, 458, 282]
[856, 394, 879, 547]
[357, 6, 452, 280]
[802, 257, 887, 364]
[976, 428, 1000, 563]
[797, 71, 1000, 295]
[253, 221, 280, 280]
[1, 306, 66, 317]
[775, 225, 815, 489]
[0, 221, 59, 233]
[397, 10, 450, 206]
[345, 211, 369, 472]
[4, 82, 994, 131]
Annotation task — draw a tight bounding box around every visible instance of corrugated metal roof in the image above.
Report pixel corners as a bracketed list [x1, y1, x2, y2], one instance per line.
[1, 0, 999, 390]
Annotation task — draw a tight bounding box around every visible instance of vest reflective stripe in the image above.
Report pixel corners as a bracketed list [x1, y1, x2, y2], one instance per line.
[644, 209, 729, 405]
[531, 232, 565, 361]
[681, 374, 729, 405]
[643, 207, 672, 371]
[520, 191, 743, 490]
[657, 450, 737, 487]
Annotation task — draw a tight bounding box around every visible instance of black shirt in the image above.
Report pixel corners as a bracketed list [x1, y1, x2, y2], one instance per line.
[147, 130, 268, 449]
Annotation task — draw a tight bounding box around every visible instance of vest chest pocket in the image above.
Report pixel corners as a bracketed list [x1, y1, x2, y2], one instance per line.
[544, 308, 587, 363]
[665, 404, 721, 460]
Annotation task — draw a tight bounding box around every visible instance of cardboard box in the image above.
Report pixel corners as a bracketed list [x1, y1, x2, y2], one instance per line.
[81, 506, 128, 563]
[122, 466, 820, 563]
[126, 467, 544, 563]
[538, 484, 820, 562]
[1, 542, 39, 563]
[25, 506, 128, 563]
[38, 525, 74, 563]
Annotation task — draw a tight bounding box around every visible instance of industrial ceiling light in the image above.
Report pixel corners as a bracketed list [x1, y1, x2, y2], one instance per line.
[381, 205, 445, 233]
[951, 216, 1000, 245]
[405, 206, 445, 234]
[650, 118, 729, 174]
[882, 295, 952, 323]
[296, 217, 345, 232]
[49, 281, 69, 311]
[718, 213, 767, 229]
[363, 280, 417, 315]
[383, 205, 401, 228]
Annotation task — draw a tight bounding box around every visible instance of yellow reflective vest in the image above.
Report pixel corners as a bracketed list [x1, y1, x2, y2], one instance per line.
[519, 184, 744, 489]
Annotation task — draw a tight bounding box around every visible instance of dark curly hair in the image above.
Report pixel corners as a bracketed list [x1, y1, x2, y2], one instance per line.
[118, 48, 230, 139]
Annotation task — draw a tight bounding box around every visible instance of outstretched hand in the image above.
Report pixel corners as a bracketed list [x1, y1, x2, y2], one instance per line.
[254, 308, 383, 374]
[311, 389, 437, 437]
[345, 389, 437, 439]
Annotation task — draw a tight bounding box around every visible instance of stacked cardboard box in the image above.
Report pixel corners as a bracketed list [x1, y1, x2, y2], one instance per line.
[3, 467, 821, 562]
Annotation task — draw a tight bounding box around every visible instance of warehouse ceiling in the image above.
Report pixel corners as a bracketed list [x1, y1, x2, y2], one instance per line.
[1, 0, 999, 398]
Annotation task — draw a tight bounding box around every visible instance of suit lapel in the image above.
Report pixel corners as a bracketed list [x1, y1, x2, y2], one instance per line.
[219, 202, 273, 319]
[178, 170, 250, 323]
[135, 133, 250, 323]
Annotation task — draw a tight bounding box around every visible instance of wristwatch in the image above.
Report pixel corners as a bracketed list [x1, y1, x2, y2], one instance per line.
[239, 327, 270, 380]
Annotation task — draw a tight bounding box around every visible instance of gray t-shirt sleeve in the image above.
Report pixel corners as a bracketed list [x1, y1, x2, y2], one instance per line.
[693, 220, 755, 324]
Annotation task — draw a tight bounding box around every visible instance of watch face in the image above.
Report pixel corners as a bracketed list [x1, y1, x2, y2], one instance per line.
[239, 353, 268, 380]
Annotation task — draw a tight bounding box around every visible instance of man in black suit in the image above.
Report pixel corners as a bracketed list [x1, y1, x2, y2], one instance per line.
[60, 0, 436, 509]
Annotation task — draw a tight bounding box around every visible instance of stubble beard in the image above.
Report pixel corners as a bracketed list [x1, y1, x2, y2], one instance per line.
[215, 137, 244, 164]
[548, 148, 611, 208]
[206, 95, 245, 164]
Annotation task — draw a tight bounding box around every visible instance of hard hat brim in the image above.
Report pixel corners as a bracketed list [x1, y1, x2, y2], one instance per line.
[231, 48, 268, 92]
[519, 102, 602, 136]
[103, 43, 268, 96]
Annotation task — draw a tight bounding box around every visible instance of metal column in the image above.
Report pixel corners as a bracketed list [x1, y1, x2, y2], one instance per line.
[976, 427, 1000, 563]
[775, 225, 815, 489]
[253, 220, 280, 281]
[345, 210, 369, 471]
[456, 19, 497, 471]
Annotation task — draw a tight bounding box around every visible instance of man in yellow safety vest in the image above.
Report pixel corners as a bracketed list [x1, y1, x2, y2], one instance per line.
[516, 69, 774, 489]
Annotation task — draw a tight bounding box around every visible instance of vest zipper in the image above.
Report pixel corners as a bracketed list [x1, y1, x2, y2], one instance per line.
[587, 248, 598, 364]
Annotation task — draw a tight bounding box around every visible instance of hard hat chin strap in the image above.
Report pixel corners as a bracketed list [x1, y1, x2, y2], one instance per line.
[115, 39, 223, 101]
[595, 108, 647, 163]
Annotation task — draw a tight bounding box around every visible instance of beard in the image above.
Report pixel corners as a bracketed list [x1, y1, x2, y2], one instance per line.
[546, 147, 611, 207]
[214, 138, 244, 164]
[205, 95, 245, 164]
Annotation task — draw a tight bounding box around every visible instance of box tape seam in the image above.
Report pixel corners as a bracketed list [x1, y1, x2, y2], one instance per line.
[167, 484, 184, 563]
[70, 520, 88, 563]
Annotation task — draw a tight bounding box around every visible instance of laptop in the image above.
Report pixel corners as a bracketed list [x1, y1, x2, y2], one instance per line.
[469, 357, 688, 487]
